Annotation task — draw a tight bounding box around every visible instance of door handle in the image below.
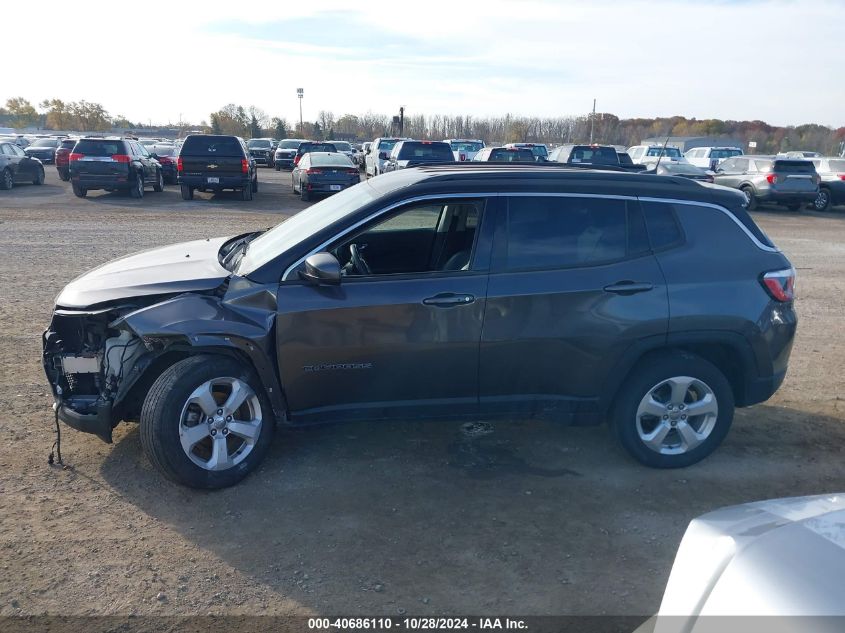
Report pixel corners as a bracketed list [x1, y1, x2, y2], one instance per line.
[423, 293, 475, 307]
[603, 281, 654, 295]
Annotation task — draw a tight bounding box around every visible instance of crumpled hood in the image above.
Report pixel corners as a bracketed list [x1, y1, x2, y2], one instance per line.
[656, 493, 845, 624]
[56, 236, 233, 309]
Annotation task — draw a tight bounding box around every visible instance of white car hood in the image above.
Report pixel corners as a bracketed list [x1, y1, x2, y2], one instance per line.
[656, 493, 845, 629]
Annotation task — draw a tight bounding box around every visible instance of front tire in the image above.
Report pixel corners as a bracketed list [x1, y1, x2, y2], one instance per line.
[299, 180, 310, 201]
[140, 355, 275, 489]
[611, 353, 734, 468]
[153, 169, 164, 192]
[180, 184, 194, 200]
[33, 166, 45, 185]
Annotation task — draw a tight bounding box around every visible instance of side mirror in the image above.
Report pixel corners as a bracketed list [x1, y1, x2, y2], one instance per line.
[300, 252, 341, 285]
[379, 151, 389, 160]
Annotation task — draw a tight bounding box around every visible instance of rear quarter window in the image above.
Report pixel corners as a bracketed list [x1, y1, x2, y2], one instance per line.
[640, 201, 684, 250]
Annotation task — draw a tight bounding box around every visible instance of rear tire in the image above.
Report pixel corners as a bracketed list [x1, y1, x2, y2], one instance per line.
[611, 352, 734, 469]
[252, 177, 258, 193]
[139, 355, 275, 489]
[740, 186, 757, 211]
[180, 184, 194, 200]
[71, 183, 87, 198]
[275, 163, 281, 171]
[153, 169, 164, 192]
[129, 172, 144, 198]
[58, 169, 70, 182]
[33, 166, 45, 185]
[241, 181, 253, 201]
[0, 169, 12, 190]
[299, 180, 310, 201]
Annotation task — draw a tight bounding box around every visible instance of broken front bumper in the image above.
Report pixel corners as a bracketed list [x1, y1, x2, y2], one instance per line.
[55, 399, 114, 444]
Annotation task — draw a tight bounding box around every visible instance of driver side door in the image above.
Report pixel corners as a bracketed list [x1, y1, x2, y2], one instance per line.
[275, 196, 496, 424]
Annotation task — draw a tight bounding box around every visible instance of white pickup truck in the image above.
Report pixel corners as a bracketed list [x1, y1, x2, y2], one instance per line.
[443, 139, 485, 162]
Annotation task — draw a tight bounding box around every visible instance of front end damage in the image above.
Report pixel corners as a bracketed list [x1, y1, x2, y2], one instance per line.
[43, 281, 285, 444]
[43, 304, 145, 443]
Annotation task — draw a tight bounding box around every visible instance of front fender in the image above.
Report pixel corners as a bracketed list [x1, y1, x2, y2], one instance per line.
[115, 293, 287, 421]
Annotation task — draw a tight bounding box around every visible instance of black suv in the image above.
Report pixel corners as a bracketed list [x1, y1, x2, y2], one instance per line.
[43, 165, 796, 488]
[177, 135, 258, 201]
[68, 137, 164, 198]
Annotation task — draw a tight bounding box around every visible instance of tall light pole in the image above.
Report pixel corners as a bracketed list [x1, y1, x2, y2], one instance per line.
[297, 88, 304, 134]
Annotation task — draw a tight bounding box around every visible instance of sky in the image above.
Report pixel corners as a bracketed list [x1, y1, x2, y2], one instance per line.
[4, 0, 845, 128]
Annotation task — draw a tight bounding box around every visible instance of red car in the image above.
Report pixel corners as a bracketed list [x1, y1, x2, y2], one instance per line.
[55, 138, 78, 181]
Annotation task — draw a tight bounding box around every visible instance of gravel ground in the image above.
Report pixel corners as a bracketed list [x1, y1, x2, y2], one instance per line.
[1, 168, 844, 619]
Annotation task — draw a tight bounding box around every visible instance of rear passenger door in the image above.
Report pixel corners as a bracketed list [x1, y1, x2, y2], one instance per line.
[479, 194, 668, 420]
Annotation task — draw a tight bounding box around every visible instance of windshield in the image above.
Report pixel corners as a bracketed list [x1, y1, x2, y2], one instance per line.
[30, 138, 60, 148]
[450, 141, 483, 152]
[248, 139, 272, 148]
[646, 147, 682, 157]
[181, 135, 243, 156]
[237, 182, 380, 276]
[377, 139, 400, 151]
[279, 140, 302, 149]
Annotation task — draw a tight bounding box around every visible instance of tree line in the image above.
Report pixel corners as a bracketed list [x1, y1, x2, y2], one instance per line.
[3, 96, 844, 155]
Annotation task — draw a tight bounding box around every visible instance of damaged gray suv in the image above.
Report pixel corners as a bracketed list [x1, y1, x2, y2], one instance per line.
[43, 164, 797, 488]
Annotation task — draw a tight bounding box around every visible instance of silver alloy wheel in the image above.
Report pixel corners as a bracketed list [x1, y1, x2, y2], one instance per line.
[814, 190, 829, 211]
[635, 375, 718, 455]
[178, 377, 263, 471]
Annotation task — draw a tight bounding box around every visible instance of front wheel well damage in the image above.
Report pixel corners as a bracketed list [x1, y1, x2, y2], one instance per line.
[116, 341, 287, 427]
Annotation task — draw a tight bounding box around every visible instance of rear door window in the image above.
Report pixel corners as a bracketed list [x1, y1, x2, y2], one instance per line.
[504, 196, 632, 271]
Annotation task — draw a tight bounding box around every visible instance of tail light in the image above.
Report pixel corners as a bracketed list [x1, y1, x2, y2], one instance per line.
[839, 174, 845, 181]
[345, 168, 359, 175]
[111, 154, 131, 163]
[69, 152, 84, 162]
[176, 157, 184, 172]
[305, 168, 323, 174]
[766, 173, 778, 184]
[761, 268, 795, 302]
[241, 159, 249, 173]
[294, 155, 302, 166]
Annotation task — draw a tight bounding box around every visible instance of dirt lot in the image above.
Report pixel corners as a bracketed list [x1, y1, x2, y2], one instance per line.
[1, 168, 845, 619]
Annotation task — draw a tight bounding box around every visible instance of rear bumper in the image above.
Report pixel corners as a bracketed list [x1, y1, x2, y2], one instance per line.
[250, 155, 272, 165]
[743, 369, 787, 407]
[306, 180, 359, 193]
[758, 190, 818, 204]
[179, 174, 251, 190]
[71, 174, 131, 189]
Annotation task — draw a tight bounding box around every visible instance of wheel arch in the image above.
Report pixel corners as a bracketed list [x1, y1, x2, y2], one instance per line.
[600, 331, 761, 417]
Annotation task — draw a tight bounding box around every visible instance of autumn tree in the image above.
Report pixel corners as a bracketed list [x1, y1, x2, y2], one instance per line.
[4, 97, 39, 127]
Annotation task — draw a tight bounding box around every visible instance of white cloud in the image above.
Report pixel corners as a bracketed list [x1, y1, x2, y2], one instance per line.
[2, 0, 843, 128]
